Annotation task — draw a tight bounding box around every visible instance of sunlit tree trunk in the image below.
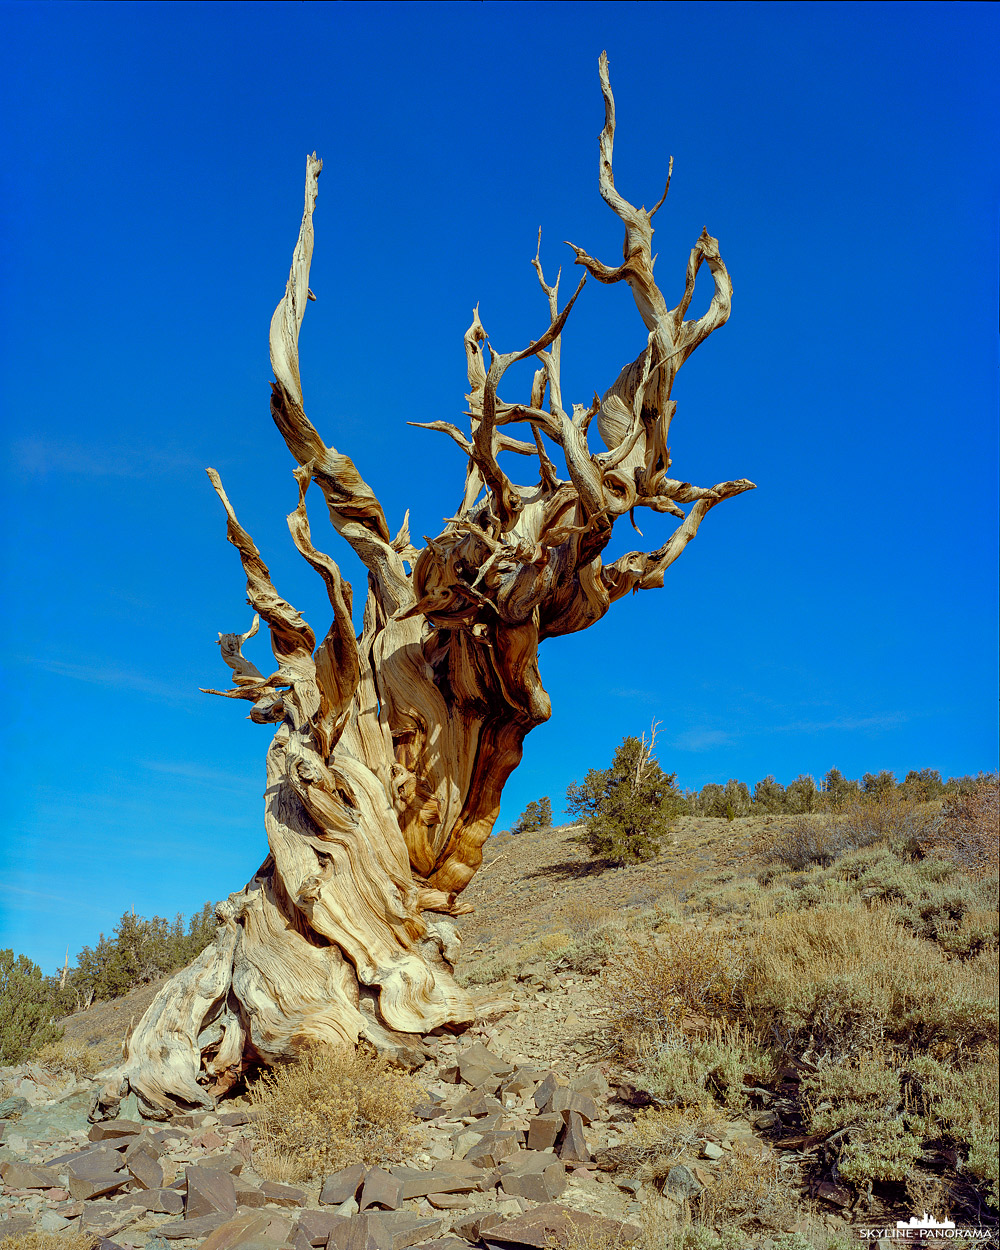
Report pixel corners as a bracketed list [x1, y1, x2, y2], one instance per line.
[96, 53, 753, 1118]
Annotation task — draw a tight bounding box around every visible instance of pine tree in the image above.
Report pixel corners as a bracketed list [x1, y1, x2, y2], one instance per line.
[900, 769, 945, 802]
[573, 729, 685, 864]
[697, 782, 727, 818]
[721, 779, 752, 819]
[511, 798, 553, 834]
[786, 773, 820, 814]
[862, 769, 897, 798]
[753, 775, 787, 813]
[822, 767, 859, 809]
[0, 950, 64, 1064]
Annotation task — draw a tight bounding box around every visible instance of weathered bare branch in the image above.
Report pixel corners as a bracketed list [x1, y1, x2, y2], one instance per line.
[407, 420, 539, 458]
[286, 466, 361, 757]
[206, 467, 321, 733]
[267, 154, 412, 614]
[475, 275, 585, 531]
[602, 479, 756, 598]
[217, 615, 264, 686]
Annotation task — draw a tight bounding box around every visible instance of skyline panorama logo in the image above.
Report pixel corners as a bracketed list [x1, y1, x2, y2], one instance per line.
[854, 1212, 996, 1242]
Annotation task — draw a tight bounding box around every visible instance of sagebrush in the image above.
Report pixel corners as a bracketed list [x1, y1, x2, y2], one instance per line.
[249, 1042, 423, 1180]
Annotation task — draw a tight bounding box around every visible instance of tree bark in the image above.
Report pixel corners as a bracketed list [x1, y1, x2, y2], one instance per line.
[95, 53, 754, 1118]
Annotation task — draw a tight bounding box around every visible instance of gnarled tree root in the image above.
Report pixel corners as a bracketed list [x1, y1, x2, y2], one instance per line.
[93, 868, 474, 1120]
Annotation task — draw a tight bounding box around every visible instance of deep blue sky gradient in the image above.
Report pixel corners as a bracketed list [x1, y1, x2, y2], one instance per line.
[2, 1, 997, 973]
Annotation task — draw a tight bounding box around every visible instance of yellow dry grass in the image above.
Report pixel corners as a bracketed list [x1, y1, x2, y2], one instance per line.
[33, 1039, 103, 1078]
[248, 1042, 423, 1181]
[0, 1235, 97, 1250]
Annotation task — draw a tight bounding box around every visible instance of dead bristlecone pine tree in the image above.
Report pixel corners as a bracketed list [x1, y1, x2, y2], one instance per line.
[96, 52, 754, 1118]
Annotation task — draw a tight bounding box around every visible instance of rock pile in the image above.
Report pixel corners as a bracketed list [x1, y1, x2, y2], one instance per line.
[0, 1039, 655, 1249]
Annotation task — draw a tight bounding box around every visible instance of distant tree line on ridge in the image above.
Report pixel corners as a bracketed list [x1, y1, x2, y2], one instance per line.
[508, 764, 985, 843]
[0, 902, 216, 1065]
[684, 766, 981, 820]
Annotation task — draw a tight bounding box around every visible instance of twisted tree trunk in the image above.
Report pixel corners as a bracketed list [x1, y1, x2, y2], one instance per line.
[96, 53, 753, 1118]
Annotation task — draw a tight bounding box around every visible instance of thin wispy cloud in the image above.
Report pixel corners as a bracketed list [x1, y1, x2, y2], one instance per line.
[19, 657, 202, 705]
[12, 438, 202, 479]
[141, 759, 258, 793]
[670, 711, 909, 753]
[772, 712, 910, 735]
[609, 686, 659, 705]
[0, 881, 115, 918]
[672, 727, 734, 752]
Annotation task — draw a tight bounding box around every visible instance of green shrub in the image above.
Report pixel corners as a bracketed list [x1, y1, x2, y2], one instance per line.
[907, 1050, 1000, 1203]
[928, 777, 999, 879]
[569, 733, 684, 864]
[511, 797, 552, 834]
[70, 901, 216, 1006]
[766, 793, 934, 871]
[752, 775, 787, 813]
[638, 1033, 775, 1112]
[0, 950, 65, 1064]
[803, 1052, 918, 1183]
[742, 903, 998, 1055]
[766, 816, 850, 869]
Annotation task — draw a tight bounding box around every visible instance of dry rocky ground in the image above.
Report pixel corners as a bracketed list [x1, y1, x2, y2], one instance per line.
[0, 815, 962, 1249]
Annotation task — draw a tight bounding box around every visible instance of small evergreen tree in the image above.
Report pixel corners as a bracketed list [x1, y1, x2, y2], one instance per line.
[786, 773, 820, 814]
[862, 769, 897, 798]
[566, 771, 608, 820]
[697, 782, 727, 818]
[753, 775, 787, 813]
[721, 778, 752, 820]
[511, 797, 552, 834]
[900, 768, 945, 803]
[570, 730, 685, 865]
[822, 767, 859, 809]
[181, 902, 217, 962]
[0, 950, 64, 1064]
[943, 773, 992, 796]
[68, 901, 217, 1007]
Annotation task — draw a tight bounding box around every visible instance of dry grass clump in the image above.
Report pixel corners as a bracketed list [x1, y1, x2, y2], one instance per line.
[459, 929, 580, 986]
[249, 1042, 423, 1181]
[0, 1236, 97, 1250]
[838, 789, 932, 849]
[619, 1108, 793, 1233]
[695, 1141, 796, 1231]
[597, 924, 774, 1110]
[765, 815, 853, 871]
[743, 903, 998, 1058]
[560, 899, 618, 935]
[545, 1213, 642, 1250]
[765, 793, 932, 871]
[927, 778, 999, 879]
[599, 926, 747, 1048]
[523, 931, 575, 959]
[621, 1105, 731, 1175]
[33, 1039, 102, 1078]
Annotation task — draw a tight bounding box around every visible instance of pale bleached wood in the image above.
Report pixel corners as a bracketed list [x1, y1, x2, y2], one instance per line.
[96, 53, 754, 1118]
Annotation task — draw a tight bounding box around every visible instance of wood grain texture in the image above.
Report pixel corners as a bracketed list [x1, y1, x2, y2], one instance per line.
[96, 54, 754, 1117]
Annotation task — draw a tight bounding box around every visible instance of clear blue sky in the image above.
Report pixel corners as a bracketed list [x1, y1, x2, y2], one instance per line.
[1, 2, 997, 975]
